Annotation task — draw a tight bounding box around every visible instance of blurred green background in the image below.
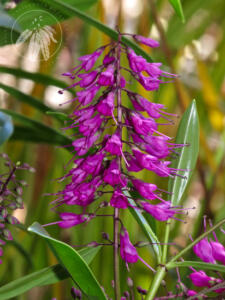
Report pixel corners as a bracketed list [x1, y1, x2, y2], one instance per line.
[0, 0, 224, 299]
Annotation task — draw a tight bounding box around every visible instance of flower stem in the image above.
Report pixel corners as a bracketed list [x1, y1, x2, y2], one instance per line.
[113, 208, 120, 299]
[145, 267, 166, 300]
[113, 29, 122, 300]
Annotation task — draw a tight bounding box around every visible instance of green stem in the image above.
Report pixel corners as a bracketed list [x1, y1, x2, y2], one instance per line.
[145, 267, 166, 300]
[145, 222, 171, 299]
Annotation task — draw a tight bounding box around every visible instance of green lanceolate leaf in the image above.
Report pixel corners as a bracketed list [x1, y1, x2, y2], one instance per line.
[0, 66, 75, 95]
[0, 109, 73, 146]
[166, 261, 225, 273]
[0, 111, 14, 146]
[168, 100, 199, 206]
[125, 191, 162, 262]
[28, 222, 107, 300]
[0, 247, 101, 300]
[169, 0, 185, 23]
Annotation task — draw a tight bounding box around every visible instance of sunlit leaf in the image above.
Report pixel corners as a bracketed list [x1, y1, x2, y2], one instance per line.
[168, 100, 199, 205]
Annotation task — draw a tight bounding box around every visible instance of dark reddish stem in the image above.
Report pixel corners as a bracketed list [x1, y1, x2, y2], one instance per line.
[113, 28, 122, 300]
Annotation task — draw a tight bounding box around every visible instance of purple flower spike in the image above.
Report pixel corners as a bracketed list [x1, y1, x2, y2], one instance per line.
[110, 189, 128, 209]
[97, 92, 115, 116]
[120, 228, 138, 263]
[189, 270, 214, 287]
[193, 238, 215, 264]
[58, 212, 87, 228]
[211, 240, 225, 265]
[133, 35, 160, 48]
[98, 65, 115, 86]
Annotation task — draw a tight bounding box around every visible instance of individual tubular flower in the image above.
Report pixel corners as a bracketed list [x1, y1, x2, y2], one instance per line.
[98, 65, 115, 86]
[193, 238, 215, 264]
[133, 35, 160, 48]
[110, 189, 128, 209]
[120, 228, 138, 263]
[140, 201, 186, 222]
[189, 270, 220, 288]
[210, 241, 225, 265]
[58, 212, 87, 228]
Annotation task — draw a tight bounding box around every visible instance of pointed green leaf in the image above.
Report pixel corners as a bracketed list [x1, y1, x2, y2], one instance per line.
[168, 100, 199, 205]
[28, 222, 107, 299]
[169, 0, 185, 23]
[0, 247, 101, 300]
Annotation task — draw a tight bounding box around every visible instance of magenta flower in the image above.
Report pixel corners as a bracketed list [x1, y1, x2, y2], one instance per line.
[132, 179, 158, 200]
[104, 132, 122, 155]
[193, 238, 215, 264]
[103, 160, 127, 187]
[81, 152, 104, 176]
[98, 65, 115, 86]
[78, 47, 104, 71]
[110, 189, 128, 209]
[58, 212, 87, 228]
[97, 92, 115, 116]
[78, 71, 98, 88]
[120, 228, 138, 263]
[77, 85, 99, 106]
[211, 241, 225, 265]
[133, 35, 160, 48]
[140, 201, 184, 221]
[130, 112, 157, 136]
[189, 270, 214, 287]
